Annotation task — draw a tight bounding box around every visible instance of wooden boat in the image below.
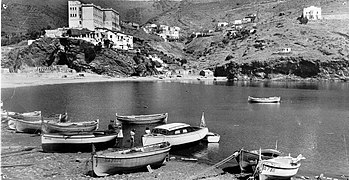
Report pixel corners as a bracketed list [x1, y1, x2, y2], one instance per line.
[115, 113, 168, 124]
[41, 131, 118, 153]
[142, 122, 208, 147]
[8, 113, 68, 131]
[236, 148, 282, 173]
[203, 132, 220, 143]
[41, 119, 99, 133]
[7, 111, 42, 121]
[92, 142, 171, 176]
[255, 154, 305, 180]
[14, 119, 44, 133]
[7, 118, 16, 130]
[247, 96, 281, 103]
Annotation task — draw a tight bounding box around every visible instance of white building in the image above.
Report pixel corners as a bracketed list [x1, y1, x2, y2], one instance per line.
[234, 20, 242, 25]
[218, 22, 228, 27]
[68, 1, 120, 31]
[103, 30, 133, 50]
[303, 6, 322, 20]
[45, 28, 68, 38]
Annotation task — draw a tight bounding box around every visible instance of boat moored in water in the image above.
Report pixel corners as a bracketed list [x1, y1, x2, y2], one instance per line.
[203, 132, 220, 143]
[247, 96, 281, 103]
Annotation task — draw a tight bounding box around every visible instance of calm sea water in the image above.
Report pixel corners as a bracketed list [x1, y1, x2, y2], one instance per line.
[2, 80, 349, 177]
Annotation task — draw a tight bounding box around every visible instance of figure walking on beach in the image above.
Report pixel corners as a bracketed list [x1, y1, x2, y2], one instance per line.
[130, 129, 135, 148]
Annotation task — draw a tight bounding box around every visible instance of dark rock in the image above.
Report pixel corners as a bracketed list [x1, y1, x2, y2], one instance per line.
[2, 37, 168, 77]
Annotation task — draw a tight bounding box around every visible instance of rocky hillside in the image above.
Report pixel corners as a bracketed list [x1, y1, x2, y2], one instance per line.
[152, 0, 349, 80]
[2, 37, 180, 77]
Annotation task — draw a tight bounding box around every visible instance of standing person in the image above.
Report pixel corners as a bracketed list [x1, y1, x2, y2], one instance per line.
[145, 127, 151, 135]
[108, 120, 116, 132]
[130, 129, 135, 148]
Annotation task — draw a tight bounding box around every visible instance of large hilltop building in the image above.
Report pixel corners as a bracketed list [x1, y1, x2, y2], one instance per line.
[68, 1, 120, 31]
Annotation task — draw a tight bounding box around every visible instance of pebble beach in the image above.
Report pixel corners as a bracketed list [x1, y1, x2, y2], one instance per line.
[0, 120, 238, 180]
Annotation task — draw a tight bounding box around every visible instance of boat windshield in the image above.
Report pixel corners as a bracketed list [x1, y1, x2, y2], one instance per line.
[152, 126, 201, 135]
[152, 128, 168, 135]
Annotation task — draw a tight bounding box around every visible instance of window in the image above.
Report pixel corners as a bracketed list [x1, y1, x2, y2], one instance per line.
[182, 129, 188, 133]
[175, 130, 180, 134]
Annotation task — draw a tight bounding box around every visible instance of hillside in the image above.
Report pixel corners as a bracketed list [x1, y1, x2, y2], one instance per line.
[1, 0, 349, 80]
[153, 0, 349, 68]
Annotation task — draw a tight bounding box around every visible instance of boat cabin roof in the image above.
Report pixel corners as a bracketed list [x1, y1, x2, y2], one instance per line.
[154, 123, 190, 131]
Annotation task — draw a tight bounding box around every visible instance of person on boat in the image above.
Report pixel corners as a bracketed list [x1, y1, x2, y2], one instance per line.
[145, 127, 151, 135]
[108, 120, 117, 132]
[130, 129, 135, 148]
[59, 112, 68, 122]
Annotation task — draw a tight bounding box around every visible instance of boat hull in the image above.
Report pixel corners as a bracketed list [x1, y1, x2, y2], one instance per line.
[256, 156, 302, 180]
[41, 133, 117, 153]
[236, 149, 282, 173]
[142, 127, 208, 146]
[41, 120, 99, 133]
[8, 111, 42, 121]
[203, 132, 220, 143]
[15, 119, 44, 133]
[92, 143, 171, 176]
[116, 113, 168, 124]
[258, 165, 300, 180]
[248, 96, 281, 103]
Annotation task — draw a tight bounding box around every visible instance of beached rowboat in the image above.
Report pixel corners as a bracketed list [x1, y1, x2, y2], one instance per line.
[247, 96, 281, 103]
[92, 142, 171, 176]
[6, 110, 42, 121]
[142, 122, 208, 147]
[41, 131, 117, 153]
[236, 148, 282, 173]
[8, 113, 68, 131]
[14, 119, 45, 133]
[255, 154, 305, 180]
[41, 119, 99, 133]
[116, 113, 168, 124]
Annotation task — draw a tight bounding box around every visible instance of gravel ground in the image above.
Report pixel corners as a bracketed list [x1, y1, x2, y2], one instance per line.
[0, 122, 238, 180]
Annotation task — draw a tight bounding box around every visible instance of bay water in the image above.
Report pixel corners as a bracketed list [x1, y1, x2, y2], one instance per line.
[1, 80, 349, 177]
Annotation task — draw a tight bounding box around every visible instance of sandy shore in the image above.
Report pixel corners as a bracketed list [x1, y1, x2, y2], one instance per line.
[1, 72, 226, 89]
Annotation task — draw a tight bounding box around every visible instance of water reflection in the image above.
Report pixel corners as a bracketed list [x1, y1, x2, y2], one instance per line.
[192, 143, 220, 162]
[222, 80, 348, 91]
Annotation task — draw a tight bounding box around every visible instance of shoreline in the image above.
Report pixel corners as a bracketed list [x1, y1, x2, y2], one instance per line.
[1, 72, 225, 89]
[2, 72, 347, 89]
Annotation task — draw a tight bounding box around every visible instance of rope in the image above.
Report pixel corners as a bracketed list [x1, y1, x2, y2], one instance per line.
[188, 151, 239, 180]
